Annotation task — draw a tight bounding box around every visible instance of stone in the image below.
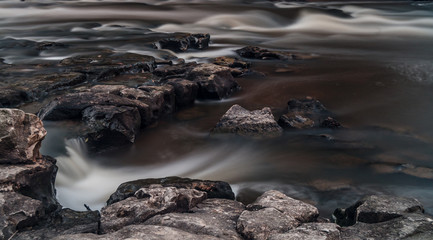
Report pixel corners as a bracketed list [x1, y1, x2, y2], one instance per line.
[334, 195, 424, 226]
[211, 104, 283, 138]
[0, 109, 46, 163]
[213, 57, 250, 77]
[278, 97, 341, 130]
[100, 185, 207, 233]
[236, 46, 291, 60]
[340, 213, 433, 240]
[155, 33, 210, 52]
[82, 105, 141, 147]
[146, 198, 244, 239]
[165, 78, 198, 108]
[137, 84, 176, 118]
[187, 63, 239, 100]
[106, 177, 235, 205]
[269, 223, 341, 240]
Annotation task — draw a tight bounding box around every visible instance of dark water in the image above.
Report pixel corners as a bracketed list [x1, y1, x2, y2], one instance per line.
[2, 0, 433, 217]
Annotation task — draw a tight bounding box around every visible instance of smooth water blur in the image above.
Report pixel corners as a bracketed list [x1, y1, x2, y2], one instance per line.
[6, 0, 432, 216]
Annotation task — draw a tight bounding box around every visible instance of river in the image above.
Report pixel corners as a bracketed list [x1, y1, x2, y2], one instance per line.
[1, 0, 433, 218]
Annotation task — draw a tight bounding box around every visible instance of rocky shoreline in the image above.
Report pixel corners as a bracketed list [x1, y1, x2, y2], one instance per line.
[1, 108, 432, 239]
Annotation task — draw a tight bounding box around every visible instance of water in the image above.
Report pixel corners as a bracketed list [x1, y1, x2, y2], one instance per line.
[3, 0, 433, 217]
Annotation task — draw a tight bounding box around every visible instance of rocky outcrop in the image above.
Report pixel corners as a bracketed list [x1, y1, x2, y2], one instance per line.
[155, 33, 210, 52]
[107, 176, 235, 205]
[212, 104, 283, 138]
[278, 97, 341, 130]
[269, 223, 341, 240]
[165, 78, 199, 108]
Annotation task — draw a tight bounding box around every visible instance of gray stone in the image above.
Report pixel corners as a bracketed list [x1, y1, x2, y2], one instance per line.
[100, 185, 207, 233]
[165, 78, 198, 108]
[155, 33, 210, 52]
[146, 198, 244, 239]
[0, 109, 46, 164]
[269, 223, 341, 240]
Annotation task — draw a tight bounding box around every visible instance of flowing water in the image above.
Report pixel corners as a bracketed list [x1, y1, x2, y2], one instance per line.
[2, 0, 433, 217]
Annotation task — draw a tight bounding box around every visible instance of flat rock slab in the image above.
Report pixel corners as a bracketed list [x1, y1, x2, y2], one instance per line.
[212, 104, 283, 138]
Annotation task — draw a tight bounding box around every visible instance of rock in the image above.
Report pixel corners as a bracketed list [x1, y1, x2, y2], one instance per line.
[269, 223, 341, 240]
[213, 57, 250, 77]
[278, 97, 341, 130]
[211, 104, 283, 138]
[334, 195, 424, 226]
[187, 63, 239, 100]
[236, 190, 319, 240]
[146, 198, 245, 239]
[53, 225, 220, 240]
[106, 177, 235, 205]
[165, 78, 198, 108]
[0, 88, 30, 108]
[0, 109, 47, 164]
[340, 213, 433, 240]
[153, 62, 198, 79]
[82, 105, 141, 147]
[155, 33, 210, 52]
[100, 185, 207, 233]
[137, 84, 176, 118]
[236, 46, 290, 60]
[0, 192, 45, 240]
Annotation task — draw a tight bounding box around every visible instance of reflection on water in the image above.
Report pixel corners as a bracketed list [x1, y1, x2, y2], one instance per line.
[6, 0, 432, 217]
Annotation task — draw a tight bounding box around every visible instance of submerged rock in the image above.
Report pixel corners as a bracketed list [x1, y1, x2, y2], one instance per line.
[107, 176, 234, 205]
[278, 97, 341, 130]
[212, 104, 283, 138]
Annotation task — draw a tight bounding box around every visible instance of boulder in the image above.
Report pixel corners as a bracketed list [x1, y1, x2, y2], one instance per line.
[268, 223, 341, 240]
[155, 33, 210, 52]
[213, 57, 250, 77]
[236, 46, 291, 60]
[165, 78, 198, 108]
[0, 109, 47, 164]
[146, 198, 245, 239]
[137, 84, 176, 117]
[212, 104, 283, 138]
[100, 185, 207, 233]
[278, 97, 341, 130]
[106, 177, 235, 205]
[334, 195, 424, 226]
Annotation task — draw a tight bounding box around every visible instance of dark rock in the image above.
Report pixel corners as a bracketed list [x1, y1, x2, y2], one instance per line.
[82, 105, 141, 148]
[268, 223, 341, 240]
[0, 109, 46, 164]
[100, 185, 207, 233]
[0, 192, 45, 240]
[0, 88, 30, 108]
[153, 62, 198, 79]
[155, 33, 210, 52]
[334, 195, 424, 226]
[53, 225, 220, 240]
[236, 46, 290, 60]
[107, 176, 235, 205]
[236, 190, 319, 240]
[137, 84, 176, 118]
[36, 41, 67, 51]
[165, 78, 198, 108]
[211, 104, 283, 138]
[278, 97, 341, 130]
[213, 56, 250, 77]
[146, 198, 245, 239]
[340, 213, 433, 240]
[187, 63, 239, 100]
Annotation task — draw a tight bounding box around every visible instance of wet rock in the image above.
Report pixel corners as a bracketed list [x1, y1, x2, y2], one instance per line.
[53, 225, 220, 240]
[213, 56, 250, 77]
[146, 198, 245, 239]
[236, 190, 319, 240]
[269, 223, 341, 240]
[236, 46, 291, 60]
[0, 192, 45, 240]
[100, 185, 207, 233]
[188, 63, 239, 100]
[165, 78, 198, 108]
[278, 97, 341, 130]
[334, 195, 424, 226]
[137, 84, 176, 117]
[153, 62, 198, 79]
[107, 176, 234, 205]
[340, 213, 433, 240]
[155, 33, 210, 52]
[0, 109, 46, 164]
[82, 105, 141, 147]
[211, 104, 283, 138]
[0, 88, 30, 108]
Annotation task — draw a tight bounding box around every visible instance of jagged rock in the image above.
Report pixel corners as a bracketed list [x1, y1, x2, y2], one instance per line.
[165, 78, 198, 108]
[107, 177, 235, 205]
[212, 104, 283, 138]
[334, 195, 424, 226]
[53, 225, 220, 240]
[155, 33, 210, 52]
[213, 57, 250, 77]
[269, 223, 341, 240]
[340, 213, 433, 240]
[187, 63, 239, 100]
[137, 84, 176, 117]
[100, 185, 207, 233]
[82, 105, 141, 147]
[236, 190, 319, 240]
[146, 198, 245, 239]
[278, 97, 341, 130]
[0, 192, 45, 240]
[0, 109, 47, 164]
[153, 62, 198, 79]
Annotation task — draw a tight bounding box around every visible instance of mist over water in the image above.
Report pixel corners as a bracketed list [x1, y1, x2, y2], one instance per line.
[5, 0, 433, 216]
